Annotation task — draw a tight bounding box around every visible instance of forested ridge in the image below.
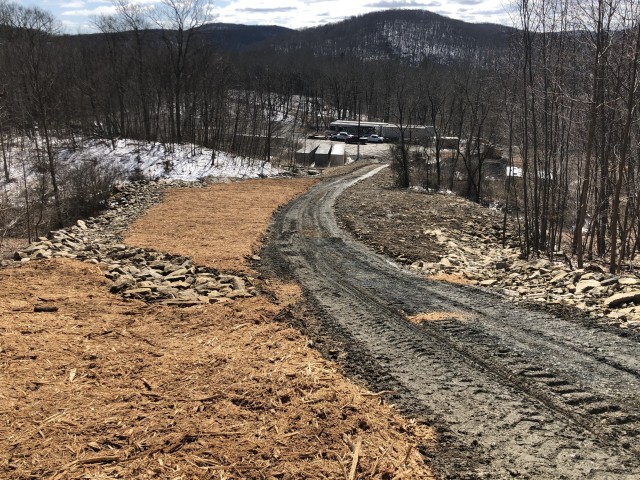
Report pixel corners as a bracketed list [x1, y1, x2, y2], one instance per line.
[1, 0, 640, 273]
[264, 9, 515, 65]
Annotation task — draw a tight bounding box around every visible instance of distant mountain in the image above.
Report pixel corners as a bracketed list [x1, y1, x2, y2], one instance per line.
[63, 9, 516, 66]
[196, 23, 294, 51]
[260, 9, 516, 65]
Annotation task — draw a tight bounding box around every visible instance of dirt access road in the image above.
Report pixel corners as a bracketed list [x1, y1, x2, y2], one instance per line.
[261, 164, 640, 479]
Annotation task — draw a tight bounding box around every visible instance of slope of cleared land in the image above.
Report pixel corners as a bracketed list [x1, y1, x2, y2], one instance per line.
[0, 176, 435, 479]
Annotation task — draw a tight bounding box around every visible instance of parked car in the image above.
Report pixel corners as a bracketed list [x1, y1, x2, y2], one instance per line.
[367, 134, 385, 143]
[330, 131, 352, 141]
[345, 135, 367, 144]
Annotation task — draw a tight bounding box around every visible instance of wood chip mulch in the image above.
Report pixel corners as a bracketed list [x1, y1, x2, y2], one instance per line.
[0, 175, 435, 479]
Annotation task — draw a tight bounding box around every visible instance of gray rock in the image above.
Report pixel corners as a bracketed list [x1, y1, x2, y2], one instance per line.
[110, 275, 136, 292]
[165, 274, 187, 282]
[439, 258, 454, 268]
[550, 271, 569, 283]
[604, 291, 640, 309]
[123, 288, 153, 296]
[156, 286, 179, 297]
[600, 277, 619, 287]
[575, 279, 601, 294]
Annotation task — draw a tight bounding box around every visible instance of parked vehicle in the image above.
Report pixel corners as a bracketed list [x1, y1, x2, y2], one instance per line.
[367, 134, 385, 143]
[330, 131, 352, 141]
[345, 135, 367, 144]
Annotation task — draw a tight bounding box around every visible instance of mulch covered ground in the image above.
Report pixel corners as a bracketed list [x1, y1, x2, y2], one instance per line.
[124, 178, 318, 275]
[0, 175, 435, 479]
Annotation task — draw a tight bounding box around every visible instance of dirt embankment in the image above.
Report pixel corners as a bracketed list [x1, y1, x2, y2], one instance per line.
[335, 169, 509, 267]
[0, 176, 435, 479]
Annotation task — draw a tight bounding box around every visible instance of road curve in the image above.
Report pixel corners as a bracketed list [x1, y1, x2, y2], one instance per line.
[260, 164, 640, 479]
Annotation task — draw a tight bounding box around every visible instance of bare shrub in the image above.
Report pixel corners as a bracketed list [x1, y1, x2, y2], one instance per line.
[62, 159, 123, 222]
[390, 144, 410, 188]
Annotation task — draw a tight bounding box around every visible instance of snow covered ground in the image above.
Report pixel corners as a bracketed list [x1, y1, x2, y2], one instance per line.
[58, 139, 282, 181]
[2, 138, 282, 189]
[0, 137, 283, 235]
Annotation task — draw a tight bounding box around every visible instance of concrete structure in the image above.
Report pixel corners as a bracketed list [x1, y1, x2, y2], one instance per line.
[314, 144, 332, 168]
[329, 120, 387, 136]
[380, 124, 436, 142]
[329, 143, 345, 166]
[328, 120, 436, 143]
[438, 137, 460, 149]
[295, 143, 318, 166]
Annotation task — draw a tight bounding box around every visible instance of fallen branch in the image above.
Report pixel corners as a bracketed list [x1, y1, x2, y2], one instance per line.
[163, 433, 195, 454]
[361, 390, 398, 397]
[75, 455, 120, 465]
[34, 304, 58, 313]
[348, 437, 362, 480]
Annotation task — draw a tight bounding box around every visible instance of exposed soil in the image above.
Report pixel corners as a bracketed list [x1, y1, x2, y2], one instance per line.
[335, 168, 513, 266]
[0, 177, 435, 479]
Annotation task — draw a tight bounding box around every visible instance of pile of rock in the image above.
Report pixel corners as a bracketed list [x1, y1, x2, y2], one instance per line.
[409, 226, 640, 329]
[7, 180, 255, 306]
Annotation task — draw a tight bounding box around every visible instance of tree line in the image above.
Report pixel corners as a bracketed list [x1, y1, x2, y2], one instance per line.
[510, 0, 640, 272]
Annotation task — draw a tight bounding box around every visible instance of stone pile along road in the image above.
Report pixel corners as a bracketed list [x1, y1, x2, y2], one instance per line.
[408, 232, 640, 330]
[7, 181, 254, 306]
[336, 166, 640, 332]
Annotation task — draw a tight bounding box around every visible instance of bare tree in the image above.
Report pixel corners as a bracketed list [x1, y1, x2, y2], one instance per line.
[608, 7, 640, 272]
[153, 0, 213, 144]
[388, 63, 416, 188]
[7, 5, 64, 227]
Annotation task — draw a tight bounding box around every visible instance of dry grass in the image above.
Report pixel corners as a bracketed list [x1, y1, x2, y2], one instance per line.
[0, 177, 436, 479]
[0, 237, 27, 260]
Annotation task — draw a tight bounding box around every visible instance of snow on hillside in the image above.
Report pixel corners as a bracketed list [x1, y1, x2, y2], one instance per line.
[59, 139, 281, 181]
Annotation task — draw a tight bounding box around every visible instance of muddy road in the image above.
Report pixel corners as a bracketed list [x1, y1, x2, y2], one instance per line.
[260, 165, 640, 479]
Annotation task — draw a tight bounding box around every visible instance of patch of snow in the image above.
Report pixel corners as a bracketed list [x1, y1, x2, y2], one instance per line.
[345, 164, 388, 189]
[507, 166, 523, 177]
[58, 139, 281, 182]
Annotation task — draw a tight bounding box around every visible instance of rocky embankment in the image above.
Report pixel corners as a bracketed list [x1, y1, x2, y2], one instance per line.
[5, 181, 255, 306]
[407, 225, 640, 330]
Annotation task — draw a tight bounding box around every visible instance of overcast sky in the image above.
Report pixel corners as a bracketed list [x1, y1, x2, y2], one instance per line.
[12, 0, 517, 34]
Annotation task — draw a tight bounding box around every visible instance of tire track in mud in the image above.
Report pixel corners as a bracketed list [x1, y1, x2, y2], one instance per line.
[260, 165, 640, 479]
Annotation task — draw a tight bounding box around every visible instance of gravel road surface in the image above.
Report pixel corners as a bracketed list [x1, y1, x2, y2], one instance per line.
[261, 164, 640, 479]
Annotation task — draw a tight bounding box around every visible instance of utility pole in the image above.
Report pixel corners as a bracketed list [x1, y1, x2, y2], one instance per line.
[356, 98, 362, 161]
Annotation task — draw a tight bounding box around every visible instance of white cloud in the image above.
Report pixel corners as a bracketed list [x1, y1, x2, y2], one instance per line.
[61, 1, 87, 8]
[61, 5, 118, 16]
[211, 0, 512, 29]
[15, 0, 514, 32]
